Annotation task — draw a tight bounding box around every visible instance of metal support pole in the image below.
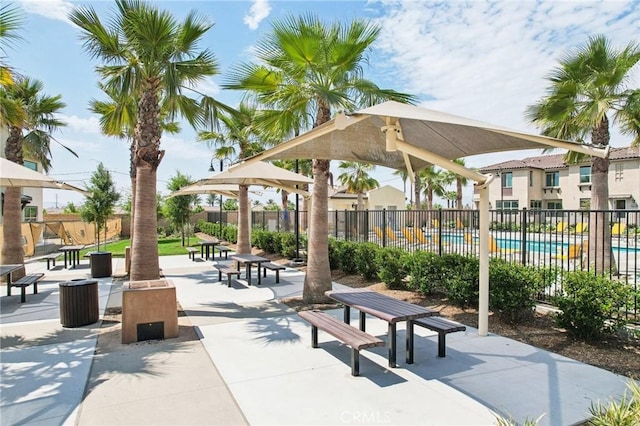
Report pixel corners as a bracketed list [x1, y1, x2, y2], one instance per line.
[294, 159, 301, 262]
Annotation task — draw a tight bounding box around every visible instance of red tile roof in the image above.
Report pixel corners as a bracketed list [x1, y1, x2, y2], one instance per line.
[479, 146, 638, 172]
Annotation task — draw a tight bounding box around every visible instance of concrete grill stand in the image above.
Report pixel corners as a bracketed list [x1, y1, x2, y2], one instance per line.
[121, 279, 179, 344]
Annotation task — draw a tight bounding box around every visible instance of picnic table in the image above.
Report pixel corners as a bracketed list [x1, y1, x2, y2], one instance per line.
[58, 245, 85, 269]
[230, 254, 270, 286]
[325, 289, 438, 367]
[200, 240, 219, 260]
[1, 264, 24, 294]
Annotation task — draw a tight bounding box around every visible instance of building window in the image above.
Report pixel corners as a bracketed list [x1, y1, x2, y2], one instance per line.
[496, 200, 519, 210]
[501, 172, 512, 188]
[530, 200, 542, 210]
[579, 198, 591, 210]
[615, 163, 624, 181]
[529, 171, 533, 187]
[545, 171, 559, 187]
[23, 160, 37, 171]
[24, 206, 37, 222]
[615, 199, 626, 210]
[547, 201, 563, 210]
[579, 166, 591, 183]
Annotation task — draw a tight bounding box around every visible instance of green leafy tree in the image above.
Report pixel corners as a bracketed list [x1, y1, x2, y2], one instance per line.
[70, 0, 227, 281]
[164, 172, 197, 246]
[1, 77, 67, 273]
[527, 35, 640, 274]
[80, 163, 120, 251]
[63, 202, 78, 214]
[224, 13, 415, 302]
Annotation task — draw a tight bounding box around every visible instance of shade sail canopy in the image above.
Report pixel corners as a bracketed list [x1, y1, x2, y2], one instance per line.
[239, 100, 609, 337]
[168, 183, 242, 199]
[0, 157, 89, 195]
[244, 100, 608, 184]
[199, 161, 313, 197]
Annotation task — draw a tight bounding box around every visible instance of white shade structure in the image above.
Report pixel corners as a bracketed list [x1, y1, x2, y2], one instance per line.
[198, 161, 313, 197]
[167, 183, 242, 199]
[238, 100, 609, 336]
[0, 157, 89, 195]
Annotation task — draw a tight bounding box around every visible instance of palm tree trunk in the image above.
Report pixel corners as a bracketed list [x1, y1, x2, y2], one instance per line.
[457, 179, 463, 209]
[303, 158, 331, 303]
[1, 187, 26, 278]
[587, 118, 615, 274]
[237, 185, 251, 254]
[129, 85, 161, 281]
[281, 190, 290, 232]
[130, 166, 160, 280]
[414, 173, 422, 209]
[1, 127, 26, 278]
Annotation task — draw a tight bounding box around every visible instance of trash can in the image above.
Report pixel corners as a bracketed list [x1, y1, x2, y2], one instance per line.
[59, 279, 99, 327]
[90, 251, 112, 278]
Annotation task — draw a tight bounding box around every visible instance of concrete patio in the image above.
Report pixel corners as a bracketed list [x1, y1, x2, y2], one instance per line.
[0, 253, 634, 425]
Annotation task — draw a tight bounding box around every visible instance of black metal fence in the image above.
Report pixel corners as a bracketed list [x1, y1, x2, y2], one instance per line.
[219, 208, 639, 317]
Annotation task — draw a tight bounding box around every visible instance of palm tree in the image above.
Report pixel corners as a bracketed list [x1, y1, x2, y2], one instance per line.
[527, 35, 640, 273]
[223, 14, 414, 303]
[89, 84, 180, 255]
[419, 166, 447, 210]
[198, 102, 265, 254]
[0, 3, 23, 88]
[337, 161, 379, 211]
[451, 159, 468, 209]
[1, 77, 66, 272]
[70, 0, 224, 281]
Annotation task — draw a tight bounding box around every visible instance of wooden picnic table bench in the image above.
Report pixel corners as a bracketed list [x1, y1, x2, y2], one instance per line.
[298, 310, 385, 376]
[214, 245, 232, 260]
[186, 247, 199, 261]
[9, 273, 45, 303]
[261, 262, 286, 283]
[40, 253, 59, 270]
[414, 317, 466, 357]
[213, 264, 241, 287]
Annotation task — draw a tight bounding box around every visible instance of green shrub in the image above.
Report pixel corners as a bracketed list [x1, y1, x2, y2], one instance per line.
[355, 243, 380, 280]
[376, 247, 407, 290]
[441, 254, 479, 308]
[553, 271, 634, 340]
[328, 238, 341, 270]
[337, 241, 359, 274]
[489, 258, 546, 323]
[405, 250, 442, 294]
[278, 232, 297, 258]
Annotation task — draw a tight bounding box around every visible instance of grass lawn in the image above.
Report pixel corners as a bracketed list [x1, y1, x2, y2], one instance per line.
[80, 237, 203, 258]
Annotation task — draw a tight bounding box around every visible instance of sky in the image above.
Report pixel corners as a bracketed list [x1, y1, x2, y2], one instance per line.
[6, 0, 640, 209]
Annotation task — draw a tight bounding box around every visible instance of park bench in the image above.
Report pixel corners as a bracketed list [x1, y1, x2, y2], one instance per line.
[261, 262, 286, 283]
[214, 245, 232, 260]
[9, 273, 45, 303]
[186, 247, 199, 261]
[413, 317, 466, 357]
[40, 253, 59, 270]
[213, 264, 241, 287]
[298, 309, 385, 376]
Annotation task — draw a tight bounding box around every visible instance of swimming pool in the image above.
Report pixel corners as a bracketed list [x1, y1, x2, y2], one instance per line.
[442, 233, 639, 255]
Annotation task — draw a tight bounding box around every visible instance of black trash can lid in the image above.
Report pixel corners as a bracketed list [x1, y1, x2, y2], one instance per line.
[60, 279, 98, 287]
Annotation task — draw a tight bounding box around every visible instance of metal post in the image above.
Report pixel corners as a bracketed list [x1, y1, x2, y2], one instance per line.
[294, 159, 302, 262]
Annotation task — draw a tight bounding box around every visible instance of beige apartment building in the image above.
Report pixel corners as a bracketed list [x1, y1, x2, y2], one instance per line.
[473, 146, 640, 218]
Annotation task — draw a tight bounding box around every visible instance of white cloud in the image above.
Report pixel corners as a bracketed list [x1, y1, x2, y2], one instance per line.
[59, 114, 102, 135]
[193, 77, 221, 97]
[373, 1, 639, 141]
[19, 0, 75, 24]
[243, 0, 271, 30]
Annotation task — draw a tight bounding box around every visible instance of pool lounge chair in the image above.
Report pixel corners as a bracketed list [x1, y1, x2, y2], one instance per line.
[385, 226, 399, 241]
[555, 221, 568, 233]
[373, 226, 385, 241]
[575, 222, 588, 233]
[612, 223, 627, 236]
[488, 235, 519, 256]
[413, 228, 432, 246]
[402, 227, 417, 244]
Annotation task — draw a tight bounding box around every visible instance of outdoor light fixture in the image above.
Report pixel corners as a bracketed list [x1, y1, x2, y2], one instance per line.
[208, 159, 215, 172]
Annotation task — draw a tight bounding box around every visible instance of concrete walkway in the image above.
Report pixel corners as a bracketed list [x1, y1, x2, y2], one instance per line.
[0, 254, 634, 425]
